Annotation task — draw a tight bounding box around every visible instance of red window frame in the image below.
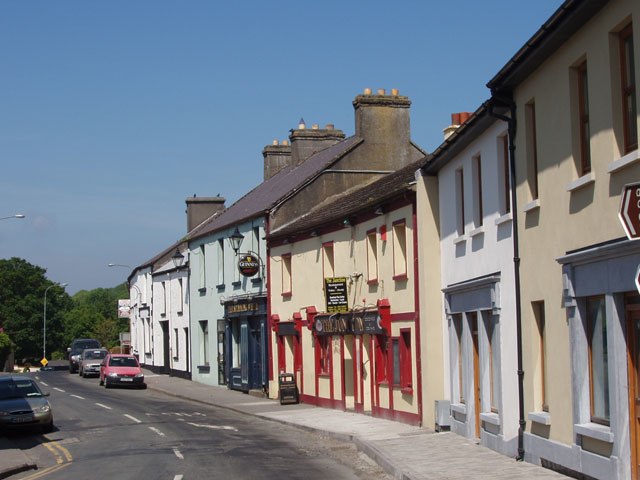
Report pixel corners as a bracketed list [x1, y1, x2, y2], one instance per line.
[316, 336, 331, 376]
[375, 335, 388, 384]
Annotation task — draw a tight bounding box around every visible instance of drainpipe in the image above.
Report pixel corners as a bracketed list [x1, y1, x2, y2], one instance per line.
[489, 96, 525, 461]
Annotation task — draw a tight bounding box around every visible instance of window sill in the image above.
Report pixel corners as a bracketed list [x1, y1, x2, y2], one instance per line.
[377, 380, 389, 387]
[282, 291, 292, 299]
[198, 287, 207, 294]
[251, 278, 263, 285]
[393, 274, 408, 282]
[607, 148, 640, 174]
[480, 412, 500, 426]
[523, 199, 540, 213]
[451, 403, 467, 415]
[453, 235, 467, 245]
[367, 279, 379, 286]
[494, 212, 512, 226]
[528, 411, 551, 426]
[469, 226, 484, 238]
[216, 284, 225, 291]
[566, 172, 595, 192]
[197, 364, 210, 373]
[317, 373, 330, 378]
[400, 386, 413, 395]
[231, 281, 241, 288]
[177, 311, 183, 316]
[574, 422, 614, 443]
[160, 313, 166, 318]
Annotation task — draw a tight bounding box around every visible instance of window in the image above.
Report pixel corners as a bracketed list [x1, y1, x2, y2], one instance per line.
[484, 313, 499, 412]
[145, 318, 152, 354]
[456, 168, 465, 235]
[366, 229, 378, 284]
[252, 227, 260, 256]
[499, 135, 511, 215]
[161, 281, 167, 315]
[392, 329, 412, 393]
[525, 102, 539, 200]
[173, 328, 179, 359]
[282, 254, 292, 296]
[217, 239, 225, 286]
[199, 320, 209, 365]
[199, 245, 206, 290]
[587, 296, 609, 425]
[472, 155, 483, 228]
[177, 278, 184, 313]
[317, 336, 331, 375]
[322, 242, 335, 278]
[392, 221, 407, 279]
[231, 322, 241, 368]
[575, 61, 592, 175]
[375, 335, 388, 383]
[533, 301, 549, 412]
[620, 24, 637, 153]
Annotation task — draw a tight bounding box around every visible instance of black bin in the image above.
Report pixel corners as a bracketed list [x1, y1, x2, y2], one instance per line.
[278, 373, 299, 405]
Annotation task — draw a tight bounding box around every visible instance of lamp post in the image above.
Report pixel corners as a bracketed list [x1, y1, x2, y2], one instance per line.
[0, 214, 25, 221]
[43, 282, 67, 361]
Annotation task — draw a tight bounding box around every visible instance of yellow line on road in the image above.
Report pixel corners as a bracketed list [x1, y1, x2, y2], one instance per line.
[19, 462, 70, 479]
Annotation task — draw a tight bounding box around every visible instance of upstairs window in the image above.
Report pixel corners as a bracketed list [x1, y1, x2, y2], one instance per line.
[217, 239, 225, 286]
[177, 278, 184, 313]
[525, 102, 539, 200]
[199, 245, 206, 290]
[498, 135, 511, 215]
[392, 220, 407, 279]
[576, 61, 592, 175]
[472, 155, 483, 228]
[281, 254, 292, 296]
[366, 229, 378, 283]
[455, 168, 465, 235]
[620, 24, 637, 153]
[322, 242, 335, 278]
[161, 281, 167, 315]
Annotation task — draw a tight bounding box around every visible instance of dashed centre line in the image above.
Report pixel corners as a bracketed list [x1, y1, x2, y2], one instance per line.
[173, 448, 184, 460]
[149, 426, 165, 437]
[95, 403, 112, 410]
[53, 387, 65, 393]
[124, 414, 142, 423]
[70, 394, 85, 400]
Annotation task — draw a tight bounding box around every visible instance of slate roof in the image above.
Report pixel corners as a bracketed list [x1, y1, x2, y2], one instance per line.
[270, 157, 428, 239]
[187, 136, 363, 241]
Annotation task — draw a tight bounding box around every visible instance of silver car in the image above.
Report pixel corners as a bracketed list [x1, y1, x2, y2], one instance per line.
[79, 348, 109, 378]
[0, 375, 53, 433]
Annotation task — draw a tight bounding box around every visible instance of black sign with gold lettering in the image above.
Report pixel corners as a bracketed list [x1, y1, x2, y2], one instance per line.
[325, 277, 348, 313]
[313, 311, 385, 336]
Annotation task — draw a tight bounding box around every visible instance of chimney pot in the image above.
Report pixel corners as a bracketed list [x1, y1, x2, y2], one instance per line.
[312, 124, 319, 130]
[298, 118, 306, 130]
[272, 139, 279, 145]
[391, 88, 399, 96]
[364, 88, 372, 95]
[377, 88, 386, 95]
[451, 113, 461, 125]
[282, 139, 289, 146]
[325, 123, 334, 130]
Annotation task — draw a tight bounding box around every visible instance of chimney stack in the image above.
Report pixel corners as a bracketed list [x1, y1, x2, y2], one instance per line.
[263, 140, 292, 180]
[443, 112, 473, 140]
[185, 196, 226, 232]
[289, 121, 345, 167]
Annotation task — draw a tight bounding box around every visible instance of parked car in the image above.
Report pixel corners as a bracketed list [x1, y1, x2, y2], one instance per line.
[99, 354, 145, 389]
[0, 375, 53, 433]
[68, 338, 101, 373]
[78, 348, 109, 378]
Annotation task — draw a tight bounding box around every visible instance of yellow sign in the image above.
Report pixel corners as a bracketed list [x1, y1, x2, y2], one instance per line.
[40, 358, 48, 367]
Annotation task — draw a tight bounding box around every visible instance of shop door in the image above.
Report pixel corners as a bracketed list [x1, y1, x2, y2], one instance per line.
[361, 335, 373, 413]
[627, 298, 640, 480]
[470, 312, 481, 438]
[344, 336, 356, 410]
[248, 317, 263, 390]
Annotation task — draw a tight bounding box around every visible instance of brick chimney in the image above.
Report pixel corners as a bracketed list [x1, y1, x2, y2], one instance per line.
[352, 88, 412, 166]
[289, 119, 345, 167]
[444, 112, 473, 140]
[185, 196, 225, 232]
[263, 139, 292, 180]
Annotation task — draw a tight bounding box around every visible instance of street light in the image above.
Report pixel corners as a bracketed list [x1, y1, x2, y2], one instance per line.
[0, 214, 25, 221]
[43, 282, 67, 361]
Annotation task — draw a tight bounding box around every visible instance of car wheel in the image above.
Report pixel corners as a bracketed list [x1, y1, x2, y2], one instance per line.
[140, 383, 147, 390]
[42, 420, 54, 434]
[104, 379, 110, 389]
[99, 377, 103, 386]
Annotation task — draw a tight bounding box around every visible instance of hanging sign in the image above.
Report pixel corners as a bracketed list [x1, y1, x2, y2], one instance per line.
[325, 277, 349, 313]
[238, 254, 260, 277]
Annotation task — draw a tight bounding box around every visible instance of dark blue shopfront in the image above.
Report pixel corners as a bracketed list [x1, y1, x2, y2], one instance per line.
[224, 296, 268, 393]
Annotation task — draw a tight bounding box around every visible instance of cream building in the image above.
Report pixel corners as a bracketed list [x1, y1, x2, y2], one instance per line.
[486, 0, 640, 478]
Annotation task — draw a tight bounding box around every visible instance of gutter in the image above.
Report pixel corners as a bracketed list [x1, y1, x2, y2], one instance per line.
[488, 97, 526, 462]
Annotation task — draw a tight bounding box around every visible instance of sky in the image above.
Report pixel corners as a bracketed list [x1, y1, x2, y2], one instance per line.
[1, 0, 562, 295]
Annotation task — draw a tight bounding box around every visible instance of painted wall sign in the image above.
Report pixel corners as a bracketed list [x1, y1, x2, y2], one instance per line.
[238, 254, 260, 277]
[314, 310, 385, 336]
[325, 277, 349, 313]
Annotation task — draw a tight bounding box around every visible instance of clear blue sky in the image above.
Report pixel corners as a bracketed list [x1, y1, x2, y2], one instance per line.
[1, 0, 560, 295]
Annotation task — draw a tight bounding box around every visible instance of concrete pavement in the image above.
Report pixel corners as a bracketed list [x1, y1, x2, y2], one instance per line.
[0, 369, 569, 479]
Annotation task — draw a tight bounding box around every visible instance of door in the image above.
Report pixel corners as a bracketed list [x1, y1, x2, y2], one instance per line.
[160, 321, 170, 374]
[627, 295, 640, 480]
[470, 312, 481, 438]
[343, 335, 356, 410]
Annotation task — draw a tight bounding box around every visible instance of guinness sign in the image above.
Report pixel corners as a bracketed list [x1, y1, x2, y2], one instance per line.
[238, 254, 260, 277]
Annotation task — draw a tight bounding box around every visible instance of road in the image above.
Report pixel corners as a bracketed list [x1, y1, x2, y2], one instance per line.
[5, 370, 390, 480]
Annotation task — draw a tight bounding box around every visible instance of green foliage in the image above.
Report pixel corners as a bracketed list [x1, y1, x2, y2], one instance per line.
[0, 257, 129, 361]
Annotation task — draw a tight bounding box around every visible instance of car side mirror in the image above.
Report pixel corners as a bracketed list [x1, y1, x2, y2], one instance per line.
[67, 347, 71, 352]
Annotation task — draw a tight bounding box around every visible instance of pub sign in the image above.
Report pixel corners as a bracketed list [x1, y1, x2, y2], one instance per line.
[238, 254, 260, 277]
[314, 310, 386, 336]
[325, 277, 349, 313]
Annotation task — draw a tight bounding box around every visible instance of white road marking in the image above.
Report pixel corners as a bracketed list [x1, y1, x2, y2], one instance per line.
[187, 422, 238, 432]
[95, 403, 112, 410]
[53, 387, 65, 393]
[39, 381, 48, 386]
[70, 394, 85, 400]
[173, 476, 183, 480]
[124, 414, 142, 423]
[148, 426, 165, 437]
[173, 448, 184, 460]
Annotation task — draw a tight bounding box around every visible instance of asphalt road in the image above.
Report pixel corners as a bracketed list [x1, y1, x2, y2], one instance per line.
[5, 370, 389, 480]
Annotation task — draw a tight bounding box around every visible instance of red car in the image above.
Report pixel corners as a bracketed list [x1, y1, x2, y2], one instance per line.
[99, 354, 146, 389]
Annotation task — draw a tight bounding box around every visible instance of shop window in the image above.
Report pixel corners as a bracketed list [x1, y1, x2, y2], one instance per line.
[231, 322, 241, 368]
[572, 60, 591, 175]
[392, 329, 412, 393]
[282, 254, 292, 296]
[453, 314, 464, 403]
[392, 221, 407, 280]
[455, 168, 465, 235]
[375, 336, 388, 384]
[498, 134, 511, 215]
[533, 301, 549, 412]
[619, 23, 637, 154]
[366, 229, 378, 284]
[472, 155, 483, 228]
[484, 313, 499, 412]
[317, 336, 331, 375]
[322, 242, 335, 278]
[587, 296, 609, 425]
[199, 320, 209, 365]
[525, 101, 539, 201]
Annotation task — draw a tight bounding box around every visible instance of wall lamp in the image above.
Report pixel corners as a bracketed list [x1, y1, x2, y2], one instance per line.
[171, 248, 185, 268]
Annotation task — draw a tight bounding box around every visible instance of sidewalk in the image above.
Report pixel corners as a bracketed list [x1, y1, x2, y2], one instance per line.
[0, 370, 568, 479]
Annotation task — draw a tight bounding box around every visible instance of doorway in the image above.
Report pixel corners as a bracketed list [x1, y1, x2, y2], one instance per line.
[470, 312, 481, 438]
[160, 321, 170, 374]
[626, 294, 640, 480]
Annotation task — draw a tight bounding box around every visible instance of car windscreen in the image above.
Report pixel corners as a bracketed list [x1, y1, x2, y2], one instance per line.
[108, 357, 138, 367]
[0, 380, 42, 399]
[84, 350, 107, 359]
[73, 341, 100, 351]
